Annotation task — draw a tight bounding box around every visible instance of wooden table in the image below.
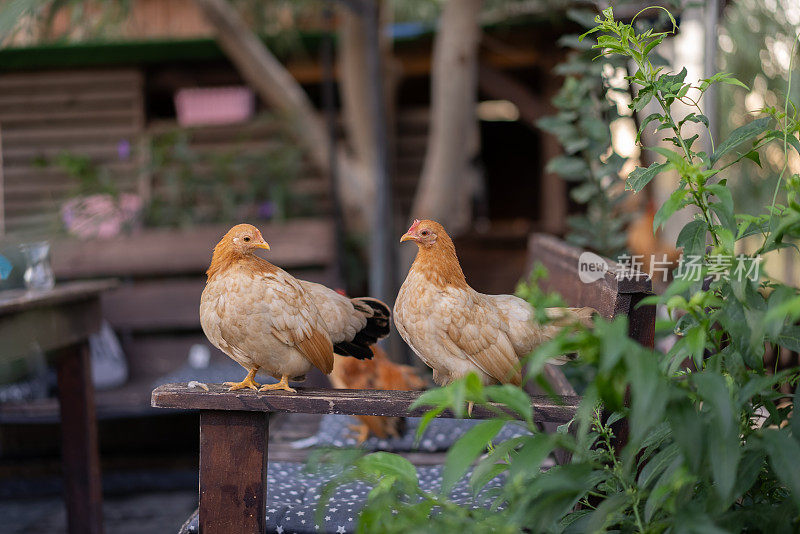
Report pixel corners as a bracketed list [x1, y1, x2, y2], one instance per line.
[0, 280, 117, 534]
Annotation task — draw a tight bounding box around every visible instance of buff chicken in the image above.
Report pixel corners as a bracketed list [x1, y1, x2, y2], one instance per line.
[200, 224, 390, 393]
[329, 345, 427, 443]
[395, 219, 595, 388]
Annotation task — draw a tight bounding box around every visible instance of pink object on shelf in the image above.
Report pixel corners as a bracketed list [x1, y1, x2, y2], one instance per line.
[61, 194, 143, 240]
[174, 86, 255, 126]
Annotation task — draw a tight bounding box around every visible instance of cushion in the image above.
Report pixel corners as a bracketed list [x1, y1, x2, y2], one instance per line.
[291, 414, 531, 452]
[179, 461, 506, 534]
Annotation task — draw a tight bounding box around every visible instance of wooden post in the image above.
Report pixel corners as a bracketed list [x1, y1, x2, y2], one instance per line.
[199, 410, 269, 534]
[539, 77, 567, 236]
[56, 343, 104, 534]
[0, 125, 5, 237]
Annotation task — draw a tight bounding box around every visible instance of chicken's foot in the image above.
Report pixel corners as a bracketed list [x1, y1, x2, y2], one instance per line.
[347, 423, 370, 444]
[224, 367, 260, 391]
[467, 401, 474, 417]
[259, 375, 296, 393]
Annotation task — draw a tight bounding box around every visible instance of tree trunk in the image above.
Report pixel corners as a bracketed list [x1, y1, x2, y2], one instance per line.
[193, 0, 371, 230]
[408, 0, 483, 235]
[338, 8, 375, 186]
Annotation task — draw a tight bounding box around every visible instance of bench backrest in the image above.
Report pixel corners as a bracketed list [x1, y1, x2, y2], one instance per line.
[527, 233, 654, 348]
[49, 219, 338, 364]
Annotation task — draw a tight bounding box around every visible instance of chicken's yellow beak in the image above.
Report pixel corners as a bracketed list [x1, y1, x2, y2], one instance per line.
[400, 232, 415, 243]
[254, 241, 270, 250]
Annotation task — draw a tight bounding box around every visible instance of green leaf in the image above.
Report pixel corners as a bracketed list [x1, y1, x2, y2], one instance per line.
[762, 129, 800, 156]
[442, 420, 505, 494]
[585, 493, 630, 533]
[642, 34, 665, 56]
[775, 325, 800, 352]
[410, 387, 449, 410]
[718, 75, 750, 90]
[357, 452, 418, 483]
[632, 89, 654, 112]
[793, 382, 800, 445]
[707, 184, 736, 233]
[734, 448, 765, 499]
[710, 116, 771, 166]
[676, 219, 707, 259]
[469, 435, 527, 493]
[508, 433, 557, 481]
[708, 419, 741, 505]
[668, 400, 705, 472]
[546, 156, 589, 179]
[685, 326, 707, 368]
[743, 149, 762, 167]
[644, 455, 682, 522]
[486, 384, 533, 423]
[637, 112, 663, 144]
[626, 162, 669, 192]
[649, 146, 691, 174]
[638, 443, 680, 488]
[414, 406, 444, 444]
[694, 373, 740, 504]
[762, 429, 800, 509]
[653, 188, 689, 232]
[626, 349, 668, 447]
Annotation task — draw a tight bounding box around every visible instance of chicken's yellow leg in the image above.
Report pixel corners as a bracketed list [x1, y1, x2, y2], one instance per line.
[347, 423, 371, 444]
[259, 374, 296, 393]
[224, 367, 260, 391]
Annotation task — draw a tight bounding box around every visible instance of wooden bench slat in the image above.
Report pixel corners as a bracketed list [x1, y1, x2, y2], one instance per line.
[151, 383, 580, 424]
[52, 219, 335, 279]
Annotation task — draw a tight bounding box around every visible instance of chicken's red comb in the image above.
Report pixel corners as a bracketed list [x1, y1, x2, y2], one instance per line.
[407, 219, 421, 233]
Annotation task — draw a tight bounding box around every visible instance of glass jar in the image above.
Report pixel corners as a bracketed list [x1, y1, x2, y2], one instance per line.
[20, 241, 55, 291]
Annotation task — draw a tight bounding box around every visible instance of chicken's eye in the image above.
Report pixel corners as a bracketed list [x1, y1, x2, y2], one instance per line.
[420, 230, 430, 237]
[243, 236, 251, 242]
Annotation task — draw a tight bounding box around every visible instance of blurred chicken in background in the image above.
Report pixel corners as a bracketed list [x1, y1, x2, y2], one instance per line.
[329, 345, 427, 444]
[626, 200, 682, 287]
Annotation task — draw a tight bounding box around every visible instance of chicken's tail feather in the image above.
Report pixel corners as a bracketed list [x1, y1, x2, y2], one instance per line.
[333, 297, 391, 360]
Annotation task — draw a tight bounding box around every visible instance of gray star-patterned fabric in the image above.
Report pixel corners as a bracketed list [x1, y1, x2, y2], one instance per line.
[178, 461, 506, 534]
[292, 414, 531, 452]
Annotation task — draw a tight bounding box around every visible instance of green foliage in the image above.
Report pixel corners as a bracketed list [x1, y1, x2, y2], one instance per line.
[315, 7, 800, 533]
[718, 0, 800, 218]
[41, 151, 120, 198]
[42, 120, 306, 230]
[144, 120, 305, 228]
[537, 8, 633, 257]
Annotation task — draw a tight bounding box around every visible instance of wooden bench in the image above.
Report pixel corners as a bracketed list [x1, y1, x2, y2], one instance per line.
[151, 233, 654, 534]
[0, 280, 117, 534]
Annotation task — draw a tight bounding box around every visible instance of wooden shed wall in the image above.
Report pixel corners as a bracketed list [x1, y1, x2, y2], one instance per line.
[0, 68, 144, 236]
[0, 68, 344, 238]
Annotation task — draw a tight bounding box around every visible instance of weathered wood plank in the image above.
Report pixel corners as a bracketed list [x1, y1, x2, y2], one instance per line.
[1, 124, 139, 144]
[200, 410, 268, 534]
[0, 279, 117, 315]
[152, 384, 580, 424]
[0, 280, 115, 373]
[0, 68, 141, 88]
[528, 233, 652, 313]
[52, 219, 335, 279]
[102, 270, 335, 332]
[0, 108, 138, 125]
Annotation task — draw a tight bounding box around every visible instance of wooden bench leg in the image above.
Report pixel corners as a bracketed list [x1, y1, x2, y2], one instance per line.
[56, 342, 104, 534]
[200, 410, 269, 534]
